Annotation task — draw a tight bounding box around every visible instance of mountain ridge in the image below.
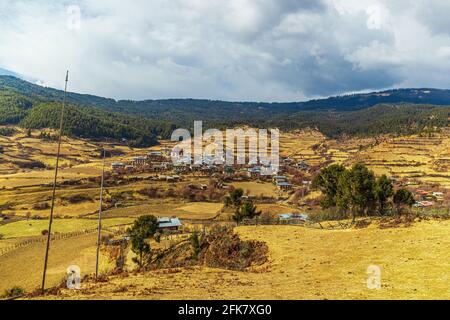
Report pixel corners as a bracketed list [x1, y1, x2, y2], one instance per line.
[2, 75, 450, 114]
[1, 75, 450, 141]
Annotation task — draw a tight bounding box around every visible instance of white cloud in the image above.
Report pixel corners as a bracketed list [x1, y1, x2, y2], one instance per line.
[0, 0, 450, 101]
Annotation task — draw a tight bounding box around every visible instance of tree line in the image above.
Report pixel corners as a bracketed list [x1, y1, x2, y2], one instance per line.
[313, 163, 415, 220]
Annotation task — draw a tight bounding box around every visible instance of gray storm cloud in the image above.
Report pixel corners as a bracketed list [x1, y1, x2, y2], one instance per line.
[0, 0, 450, 101]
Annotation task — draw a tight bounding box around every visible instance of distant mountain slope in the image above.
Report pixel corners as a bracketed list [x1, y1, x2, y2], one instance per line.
[270, 103, 450, 137]
[298, 88, 450, 111]
[0, 76, 116, 109]
[2, 75, 450, 123]
[1, 75, 450, 140]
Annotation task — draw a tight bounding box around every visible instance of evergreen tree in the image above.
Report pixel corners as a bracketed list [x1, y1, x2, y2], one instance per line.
[393, 189, 415, 215]
[375, 175, 394, 215]
[233, 200, 261, 224]
[128, 215, 158, 268]
[312, 164, 347, 208]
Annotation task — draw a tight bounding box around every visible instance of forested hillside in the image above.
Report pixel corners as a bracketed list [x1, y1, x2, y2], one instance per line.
[20, 103, 170, 147]
[268, 104, 450, 137]
[0, 91, 33, 124]
[0, 84, 176, 147]
[1, 75, 450, 142]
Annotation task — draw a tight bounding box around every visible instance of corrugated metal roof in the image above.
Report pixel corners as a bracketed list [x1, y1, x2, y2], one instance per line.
[157, 217, 182, 228]
[278, 213, 308, 220]
[277, 182, 292, 186]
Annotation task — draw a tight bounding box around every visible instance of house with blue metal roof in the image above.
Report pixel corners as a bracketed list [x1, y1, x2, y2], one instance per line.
[277, 213, 308, 221]
[272, 175, 287, 184]
[276, 181, 293, 190]
[157, 217, 182, 231]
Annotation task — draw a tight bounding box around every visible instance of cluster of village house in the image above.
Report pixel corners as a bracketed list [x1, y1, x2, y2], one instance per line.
[110, 150, 447, 233]
[110, 149, 313, 232]
[413, 190, 444, 208]
[111, 147, 312, 191]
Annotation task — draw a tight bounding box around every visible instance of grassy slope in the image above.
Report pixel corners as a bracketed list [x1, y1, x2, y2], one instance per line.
[0, 233, 114, 293]
[38, 220, 450, 300]
[0, 218, 133, 239]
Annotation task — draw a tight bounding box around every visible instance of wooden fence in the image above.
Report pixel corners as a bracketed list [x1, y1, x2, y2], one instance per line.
[239, 217, 374, 230]
[0, 227, 119, 257]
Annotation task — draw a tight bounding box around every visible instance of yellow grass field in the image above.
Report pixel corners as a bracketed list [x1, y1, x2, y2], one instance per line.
[0, 233, 114, 293]
[256, 204, 296, 216]
[2, 127, 450, 300]
[231, 181, 278, 197]
[101, 200, 221, 220]
[40, 220, 450, 300]
[174, 202, 223, 219]
[0, 218, 133, 239]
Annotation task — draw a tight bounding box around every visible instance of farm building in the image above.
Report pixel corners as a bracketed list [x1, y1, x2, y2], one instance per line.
[277, 181, 293, 191]
[132, 156, 147, 166]
[111, 162, 126, 172]
[432, 192, 444, 201]
[147, 151, 162, 159]
[166, 175, 181, 183]
[414, 201, 434, 208]
[157, 217, 182, 231]
[272, 175, 287, 184]
[278, 213, 308, 221]
[247, 167, 262, 178]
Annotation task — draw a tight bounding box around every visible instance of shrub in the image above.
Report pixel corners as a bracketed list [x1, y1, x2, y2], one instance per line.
[32, 202, 50, 210]
[259, 211, 273, 223]
[165, 188, 175, 198]
[190, 232, 201, 259]
[0, 127, 16, 137]
[308, 209, 348, 222]
[137, 187, 160, 198]
[61, 194, 93, 204]
[3, 286, 24, 298]
[13, 160, 46, 169]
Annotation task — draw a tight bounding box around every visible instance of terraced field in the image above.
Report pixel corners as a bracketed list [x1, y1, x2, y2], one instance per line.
[2, 126, 450, 300]
[281, 129, 450, 187]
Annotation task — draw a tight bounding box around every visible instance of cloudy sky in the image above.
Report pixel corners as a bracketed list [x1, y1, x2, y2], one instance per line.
[1, 0, 450, 102]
